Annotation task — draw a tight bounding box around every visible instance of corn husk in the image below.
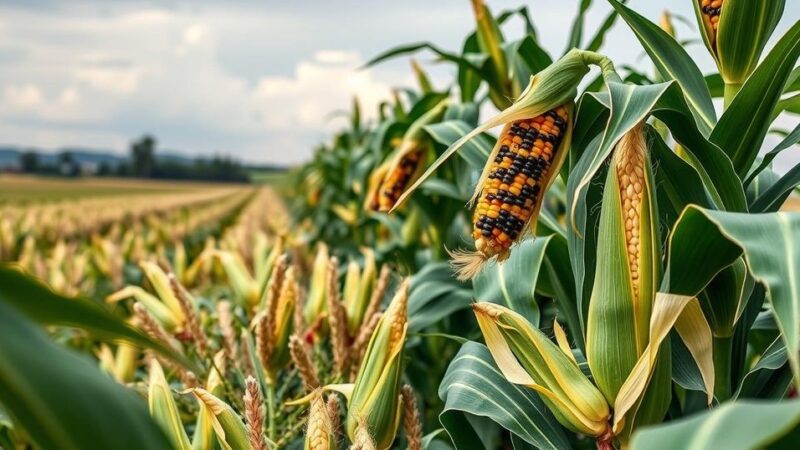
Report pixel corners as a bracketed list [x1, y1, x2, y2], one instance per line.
[473, 302, 611, 436]
[148, 360, 192, 450]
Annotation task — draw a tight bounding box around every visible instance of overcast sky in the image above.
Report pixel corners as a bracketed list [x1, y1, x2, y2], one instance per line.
[0, 1, 797, 168]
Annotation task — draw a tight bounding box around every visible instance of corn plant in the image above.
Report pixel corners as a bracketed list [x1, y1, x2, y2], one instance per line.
[0, 1, 799, 449]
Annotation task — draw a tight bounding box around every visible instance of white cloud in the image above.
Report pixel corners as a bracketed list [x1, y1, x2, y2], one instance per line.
[252, 51, 391, 130]
[3, 83, 43, 110]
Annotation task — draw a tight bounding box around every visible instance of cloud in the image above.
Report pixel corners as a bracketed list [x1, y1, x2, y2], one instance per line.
[252, 50, 392, 131]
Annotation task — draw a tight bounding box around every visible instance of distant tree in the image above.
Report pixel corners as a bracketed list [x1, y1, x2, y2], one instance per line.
[19, 151, 39, 173]
[130, 135, 156, 177]
[97, 162, 112, 176]
[58, 151, 79, 177]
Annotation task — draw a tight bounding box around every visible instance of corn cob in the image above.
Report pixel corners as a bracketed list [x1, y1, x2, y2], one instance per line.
[369, 98, 449, 213]
[452, 105, 571, 280]
[473, 107, 569, 254]
[378, 147, 425, 212]
[700, 0, 723, 47]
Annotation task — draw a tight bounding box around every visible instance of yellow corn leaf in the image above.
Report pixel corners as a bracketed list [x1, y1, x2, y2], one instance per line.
[613, 293, 714, 433]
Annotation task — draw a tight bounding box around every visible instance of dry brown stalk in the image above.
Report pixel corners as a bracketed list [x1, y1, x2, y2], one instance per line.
[362, 265, 391, 328]
[401, 385, 423, 450]
[326, 394, 341, 442]
[326, 257, 349, 377]
[244, 376, 269, 450]
[240, 329, 257, 378]
[289, 334, 319, 389]
[262, 254, 289, 337]
[169, 273, 209, 356]
[217, 300, 239, 368]
[133, 302, 177, 351]
[256, 312, 272, 370]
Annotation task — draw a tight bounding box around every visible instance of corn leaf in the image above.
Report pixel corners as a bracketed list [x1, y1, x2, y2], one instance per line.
[745, 122, 800, 186]
[666, 206, 800, 387]
[750, 164, 800, 213]
[0, 265, 192, 369]
[613, 294, 713, 432]
[408, 273, 472, 332]
[631, 399, 800, 450]
[735, 336, 791, 399]
[192, 389, 250, 450]
[148, 360, 192, 450]
[438, 342, 571, 450]
[0, 301, 172, 450]
[423, 120, 493, 171]
[710, 19, 800, 177]
[609, 0, 716, 134]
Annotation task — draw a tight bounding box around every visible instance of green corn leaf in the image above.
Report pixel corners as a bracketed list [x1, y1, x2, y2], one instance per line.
[407, 277, 472, 333]
[631, 399, 800, 450]
[735, 336, 791, 399]
[665, 206, 800, 388]
[0, 301, 172, 450]
[0, 265, 192, 370]
[609, 0, 716, 134]
[148, 360, 192, 450]
[697, 258, 753, 338]
[710, 19, 800, 178]
[565, 0, 593, 53]
[744, 122, 800, 187]
[750, 164, 800, 213]
[192, 389, 250, 450]
[438, 342, 571, 450]
[423, 120, 493, 171]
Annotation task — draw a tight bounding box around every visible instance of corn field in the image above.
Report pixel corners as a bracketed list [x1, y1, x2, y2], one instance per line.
[1, 1, 800, 449]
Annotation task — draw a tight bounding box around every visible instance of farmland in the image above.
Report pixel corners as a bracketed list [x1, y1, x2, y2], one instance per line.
[1, 1, 800, 450]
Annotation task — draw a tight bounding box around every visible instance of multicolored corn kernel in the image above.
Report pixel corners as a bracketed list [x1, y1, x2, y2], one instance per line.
[377, 148, 424, 212]
[471, 106, 569, 259]
[700, 0, 723, 46]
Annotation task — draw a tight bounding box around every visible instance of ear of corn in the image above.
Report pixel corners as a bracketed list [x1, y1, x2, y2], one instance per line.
[267, 265, 298, 374]
[373, 98, 449, 212]
[148, 360, 192, 450]
[586, 124, 660, 402]
[694, 0, 783, 88]
[471, 0, 512, 108]
[140, 261, 187, 326]
[192, 388, 251, 450]
[585, 124, 672, 438]
[473, 302, 611, 437]
[213, 250, 260, 307]
[699, 0, 723, 51]
[346, 280, 409, 450]
[305, 390, 337, 450]
[452, 104, 573, 280]
[344, 248, 377, 335]
[304, 243, 330, 324]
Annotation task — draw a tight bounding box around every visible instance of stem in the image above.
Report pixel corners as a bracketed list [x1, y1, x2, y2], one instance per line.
[266, 382, 276, 441]
[578, 50, 622, 84]
[713, 335, 734, 401]
[723, 82, 742, 109]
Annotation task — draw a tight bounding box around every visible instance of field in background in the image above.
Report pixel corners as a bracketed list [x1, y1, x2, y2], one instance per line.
[0, 174, 244, 204]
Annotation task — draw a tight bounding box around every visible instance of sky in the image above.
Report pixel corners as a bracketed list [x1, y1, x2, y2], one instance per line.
[0, 1, 797, 168]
